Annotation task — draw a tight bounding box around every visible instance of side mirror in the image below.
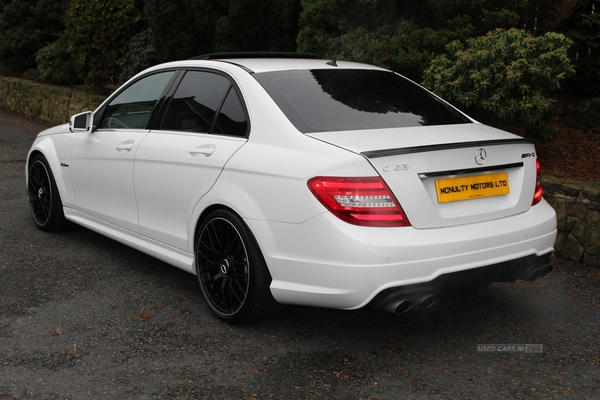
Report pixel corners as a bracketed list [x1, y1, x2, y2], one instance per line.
[69, 111, 93, 132]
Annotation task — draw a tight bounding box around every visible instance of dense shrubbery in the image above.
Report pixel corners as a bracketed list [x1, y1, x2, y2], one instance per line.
[0, 0, 67, 71]
[423, 29, 575, 140]
[0, 0, 597, 139]
[35, 33, 78, 85]
[144, 0, 218, 62]
[142, 0, 300, 63]
[117, 29, 159, 84]
[297, 0, 476, 80]
[213, 0, 300, 53]
[65, 0, 145, 88]
[567, 11, 600, 96]
[296, 0, 579, 81]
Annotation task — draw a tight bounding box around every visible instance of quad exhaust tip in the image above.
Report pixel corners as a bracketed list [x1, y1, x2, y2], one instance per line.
[382, 295, 437, 314]
[417, 294, 436, 310]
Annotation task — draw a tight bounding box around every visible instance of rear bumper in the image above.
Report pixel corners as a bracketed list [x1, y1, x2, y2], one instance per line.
[367, 251, 553, 313]
[247, 199, 557, 310]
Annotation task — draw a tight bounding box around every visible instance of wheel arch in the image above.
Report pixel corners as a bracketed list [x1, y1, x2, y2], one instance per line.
[192, 204, 237, 253]
[188, 176, 273, 253]
[26, 143, 70, 207]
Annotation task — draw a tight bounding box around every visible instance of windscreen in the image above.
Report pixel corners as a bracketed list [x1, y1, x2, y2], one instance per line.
[254, 69, 471, 133]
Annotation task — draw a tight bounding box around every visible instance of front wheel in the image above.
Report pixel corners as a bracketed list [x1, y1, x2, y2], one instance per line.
[27, 154, 67, 231]
[195, 209, 283, 324]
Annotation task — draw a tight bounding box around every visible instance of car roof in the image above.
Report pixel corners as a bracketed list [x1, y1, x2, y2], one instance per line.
[217, 58, 388, 74]
[147, 54, 389, 75]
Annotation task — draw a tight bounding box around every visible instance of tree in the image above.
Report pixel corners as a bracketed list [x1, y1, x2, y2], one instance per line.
[0, 0, 68, 71]
[214, 0, 300, 52]
[35, 33, 79, 85]
[297, 0, 473, 80]
[144, 0, 219, 62]
[297, 0, 580, 81]
[144, 0, 300, 63]
[423, 28, 576, 139]
[565, 1, 600, 95]
[65, 0, 145, 88]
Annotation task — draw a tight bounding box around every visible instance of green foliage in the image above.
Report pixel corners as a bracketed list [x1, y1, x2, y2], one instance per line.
[0, 0, 67, 71]
[65, 0, 145, 88]
[297, 0, 474, 80]
[570, 12, 600, 47]
[35, 33, 79, 85]
[423, 28, 576, 140]
[144, 0, 300, 63]
[568, 11, 600, 95]
[117, 29, 159, 84]
[297, 0, 581, 82]
[144, 0, 218, 62]
[214, 0, 300, 52]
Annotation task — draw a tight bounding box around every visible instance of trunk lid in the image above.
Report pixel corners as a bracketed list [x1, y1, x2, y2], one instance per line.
[308, 123, 538, 229]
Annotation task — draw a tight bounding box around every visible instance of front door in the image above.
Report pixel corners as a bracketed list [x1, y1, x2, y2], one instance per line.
[69, 71, 176, 232]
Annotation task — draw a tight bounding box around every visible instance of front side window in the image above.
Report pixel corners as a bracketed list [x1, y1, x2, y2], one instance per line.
[161, 70, 247, 136]
[254, 69, 471, 133]
[99, 71, 175, 129]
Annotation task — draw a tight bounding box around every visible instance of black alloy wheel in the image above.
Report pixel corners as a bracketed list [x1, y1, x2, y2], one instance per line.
[195, 209, 282, 323]
[27, 154, 67, 231]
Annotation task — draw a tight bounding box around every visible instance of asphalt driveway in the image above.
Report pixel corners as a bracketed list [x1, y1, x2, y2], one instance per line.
[1, 109, 599, 399]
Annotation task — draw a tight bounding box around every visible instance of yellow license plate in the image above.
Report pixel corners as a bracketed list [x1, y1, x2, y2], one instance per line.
[435, 173, 510, 203]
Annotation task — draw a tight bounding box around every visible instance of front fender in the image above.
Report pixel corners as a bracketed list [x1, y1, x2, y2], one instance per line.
[27, 133, 74, 208]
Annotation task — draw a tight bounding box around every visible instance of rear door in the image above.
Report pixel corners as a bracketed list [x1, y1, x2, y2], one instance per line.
[134, 70, 249, 250]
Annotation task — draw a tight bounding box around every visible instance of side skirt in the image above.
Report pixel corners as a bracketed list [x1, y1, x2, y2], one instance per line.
[63, 208, 196, 274]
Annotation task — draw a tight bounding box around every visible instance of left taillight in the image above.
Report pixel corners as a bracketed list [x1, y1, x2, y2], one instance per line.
[307, 176, 411, 227]
[532, 159, 543, 206]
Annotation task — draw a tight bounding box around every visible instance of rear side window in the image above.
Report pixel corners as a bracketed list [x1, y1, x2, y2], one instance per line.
[100, 71, 175, 129]
[212, 87, 248, 136]
[254, 69, 471, 133]
[161, 70, 248, 137]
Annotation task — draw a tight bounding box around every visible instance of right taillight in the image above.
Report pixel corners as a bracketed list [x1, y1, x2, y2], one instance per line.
[532, 159, 543, 206]
[307, 176, 411, 227]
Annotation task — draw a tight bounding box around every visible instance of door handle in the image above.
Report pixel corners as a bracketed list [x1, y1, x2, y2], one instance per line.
[189, 144, 216, 157]
[116, 140, 134, 152]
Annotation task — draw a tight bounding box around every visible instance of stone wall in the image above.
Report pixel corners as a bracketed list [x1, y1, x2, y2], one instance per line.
[1, 76, 598, 267]
[0, 77, 105, 126]
[544, 176, 600, 267]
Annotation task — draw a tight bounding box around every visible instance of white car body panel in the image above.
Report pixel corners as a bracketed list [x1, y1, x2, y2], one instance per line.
[69, 129, 149, 232]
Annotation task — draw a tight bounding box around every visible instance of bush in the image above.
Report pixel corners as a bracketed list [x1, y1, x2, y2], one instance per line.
[0, 0, 68, 71]
[65, 0, 145, 88]
[117, 29, 159, 84]
[568, 12, 600, 96]
[144, 0, 219, 62]
[144, 0, 300, 62]
[35, 33, 79, 85]
[296, 0, 475, 81]
[214, 0, 300, 52]
[423, 28, 576, 140]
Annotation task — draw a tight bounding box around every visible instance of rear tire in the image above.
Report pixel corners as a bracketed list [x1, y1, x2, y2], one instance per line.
[27, 154, 67, 231]
[195, 209, 283, 324]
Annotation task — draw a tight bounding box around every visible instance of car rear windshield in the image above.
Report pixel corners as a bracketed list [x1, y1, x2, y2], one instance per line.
[254, 69, 471, 133]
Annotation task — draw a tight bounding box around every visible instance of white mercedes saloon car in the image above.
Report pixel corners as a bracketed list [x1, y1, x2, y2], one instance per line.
[26, 52, 557, 323]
